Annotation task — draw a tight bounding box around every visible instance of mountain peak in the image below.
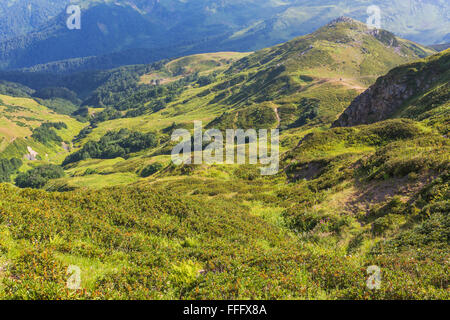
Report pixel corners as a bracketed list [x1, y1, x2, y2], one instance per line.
[327, 16, 362, 26]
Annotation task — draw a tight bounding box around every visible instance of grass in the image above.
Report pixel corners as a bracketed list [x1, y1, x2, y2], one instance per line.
[0, 95, 85, 163]
[76, 19, 434, 149]
[49, 172, 140, 189]
[0, 20, 447, 300]
[139, 52, 251, 85]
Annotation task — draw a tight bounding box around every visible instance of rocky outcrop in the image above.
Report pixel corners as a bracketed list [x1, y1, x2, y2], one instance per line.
[333, 50, 449, 127]
[24, 146, 38, 161]
[333, 78, 421, 127]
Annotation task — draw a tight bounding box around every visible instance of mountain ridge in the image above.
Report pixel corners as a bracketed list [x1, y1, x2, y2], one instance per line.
[0, 17, 448, 300]
[0, 0, 448, 73]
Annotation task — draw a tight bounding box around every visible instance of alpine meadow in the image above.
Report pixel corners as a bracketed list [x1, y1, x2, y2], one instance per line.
[0, 0, 448, 304]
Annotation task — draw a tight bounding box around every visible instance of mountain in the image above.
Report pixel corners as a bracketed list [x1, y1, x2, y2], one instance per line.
[0, 0, 448, 72]
[0, 0, 67, 41]
[0, 19, 448, 300]
[0, 94, 84, 160]
[333, 49, 449, 132]
[129, 17, 433, 132]
[429, 43, 450, 52]
[0, 18, 436, 145]
[0, 18, 437, 174]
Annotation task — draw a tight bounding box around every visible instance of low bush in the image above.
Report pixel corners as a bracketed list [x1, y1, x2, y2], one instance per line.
[140, 162, 164, 177]
[15, 165, 65, 189]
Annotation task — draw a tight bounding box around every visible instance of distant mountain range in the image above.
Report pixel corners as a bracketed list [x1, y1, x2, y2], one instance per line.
[429, 43, 450, 51]
[0, 0, 449, 73]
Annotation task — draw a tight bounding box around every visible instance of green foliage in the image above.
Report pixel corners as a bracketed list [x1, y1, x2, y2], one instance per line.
[63, 129, 158, 165]
[0, 158, 22, 182]
[335, 50, 450, 127]
[207, 104, 277, 130]
[36, 98, 80, 116]
[2, 249, 87, 300]
[359, 135, 449, 180]
[15, 164, 65, 189]
[0, 17, 447, 301]
[233, 165, 260, 181]
[283, 208, 349, 235]
[140, 162, 164, 177]
[31, 122, 68, 145]
[0, 80, 33, 97]
[0, 184, 309, 299]
[373, 173, 450, 252]
[33, 87, 80, 105]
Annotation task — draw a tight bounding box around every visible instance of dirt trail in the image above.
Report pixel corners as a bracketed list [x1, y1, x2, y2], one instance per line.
[268, 102, 281, 128]
[322, 78, 367, 91]
[334, 176, 432, 215]
[274, 107, 280, 128]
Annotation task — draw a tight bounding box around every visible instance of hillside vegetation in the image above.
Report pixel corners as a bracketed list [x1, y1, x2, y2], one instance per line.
[71, 18, 435, 145]
[0, 19, 447, 300]
[0, 94, 84, 161]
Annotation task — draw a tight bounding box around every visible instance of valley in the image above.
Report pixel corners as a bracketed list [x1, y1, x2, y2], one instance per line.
[0, 16, 448, 300]
[0, 0, 448, 72]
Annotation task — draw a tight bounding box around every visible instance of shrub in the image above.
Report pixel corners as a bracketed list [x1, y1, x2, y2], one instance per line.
[0, 158, 22, 182]
[63, 129, 158, 165]
[2, 249, 86, 300]
[140, 162, 164, 177]
[233, 165, 260, 181]
[15, 165, 65, 189]
[31, 122, 67, 145]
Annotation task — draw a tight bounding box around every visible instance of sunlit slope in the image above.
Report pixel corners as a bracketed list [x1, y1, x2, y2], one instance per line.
[52, 18, 436, 189]
[139, 52, 251, 85]
[0, 94, 85, 160]
[0, 120, 447, 299]
[84, 17, 434, 143]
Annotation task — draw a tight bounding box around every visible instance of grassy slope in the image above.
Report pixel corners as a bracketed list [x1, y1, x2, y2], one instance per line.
[0, 21, 447, 300]
[0, 95, 85, 162]
[0, 117, 448, 299]
[64, 18, 434, 187]
[139, 52, 251, 85]
[86, 18, 432, 136]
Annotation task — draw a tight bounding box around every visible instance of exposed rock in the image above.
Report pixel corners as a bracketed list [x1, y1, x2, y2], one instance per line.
[24, 146, 39, 161]
[333, 50, 449, 127]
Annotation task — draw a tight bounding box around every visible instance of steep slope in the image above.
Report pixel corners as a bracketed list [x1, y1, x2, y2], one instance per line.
[101, 17, 432, 133]
[30, 18, 436, 190]
[0, 18, 447, 300]
[0, 0, 67, 41]
[222, 0, 450, 49]
[0, 94, 85, 162]
[333, 49, 450, 132]
[1, 173, 447, 299]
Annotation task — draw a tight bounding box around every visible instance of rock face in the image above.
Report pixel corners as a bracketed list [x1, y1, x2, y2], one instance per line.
[333, 79, 420, 127]
[333, 50, 450, 127]
[24, 146, 38, 161]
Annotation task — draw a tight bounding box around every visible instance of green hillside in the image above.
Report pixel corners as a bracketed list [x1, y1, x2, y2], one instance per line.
[0, 94, 84, 158]
[78, 18, 434, 143]
[0, 19, 448, 300]
[1, 18, 437, 190]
